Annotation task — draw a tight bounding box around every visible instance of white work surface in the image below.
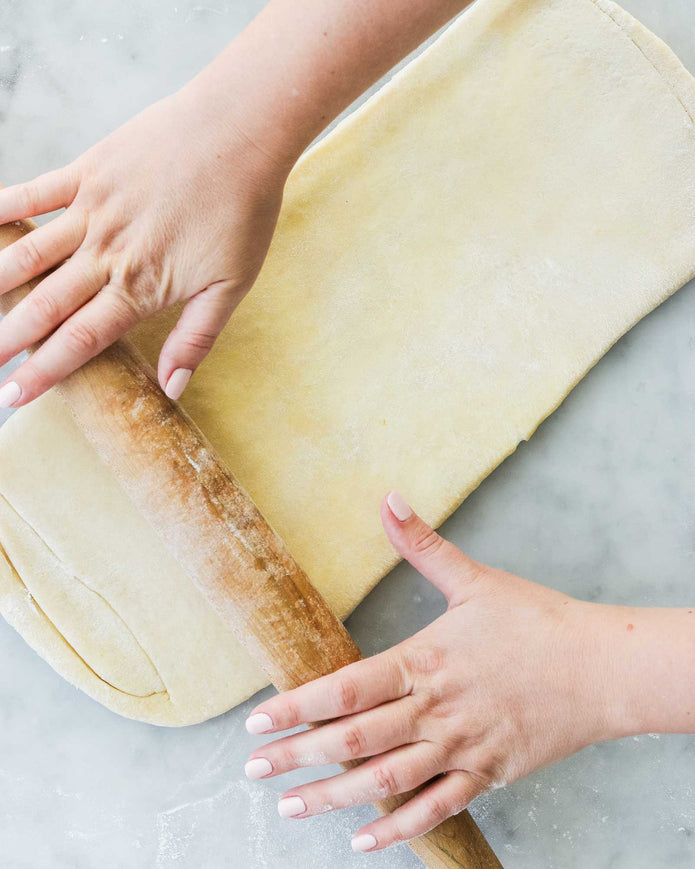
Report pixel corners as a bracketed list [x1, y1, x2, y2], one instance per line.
[0, 1, 693, 866]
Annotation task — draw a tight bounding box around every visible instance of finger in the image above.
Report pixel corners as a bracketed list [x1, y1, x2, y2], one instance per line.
[246, 696, 418, 778]
[380, 491, 481, 605]
[0, 255, 102, 366]
[351, 769, 484, 852]
[276, 742, 443, 818]
[245, 651, 408, 735]
[0, 209, 87, 295]
[0, 166, 78, 222]
[158, 281, 240, 400]
[0, 285, 139, 407]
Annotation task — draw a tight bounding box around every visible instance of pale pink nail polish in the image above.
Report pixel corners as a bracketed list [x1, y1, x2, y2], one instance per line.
[244, 757, 273, 779]
[351, 833, 378, 852]
[165, 368, 192, 401]
[0, 381, 21, 409]
[278, 796, 306, 818]
[245, 712, 273, 734]
[387, 490, 412, 521]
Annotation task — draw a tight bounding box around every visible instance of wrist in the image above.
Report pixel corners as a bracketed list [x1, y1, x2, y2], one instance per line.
[158, 83, 293, 227]
[177, 38, 314, 179]
[571, 600, 695, 742]
[554, 599, 624, 748]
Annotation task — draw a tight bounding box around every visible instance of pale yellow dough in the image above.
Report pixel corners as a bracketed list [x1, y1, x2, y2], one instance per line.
[1, 0, 694, 725]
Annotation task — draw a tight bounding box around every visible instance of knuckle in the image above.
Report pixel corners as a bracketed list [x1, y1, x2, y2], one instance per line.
[109, 288, 146, 324]
[472, 765, 497, 791]
[422, 794, 448, 828]
[177, 328, 218, 354]
[85, 224, 116, 258]
[99, 226, 130, 257]
[64, 319, 101, 356]
[474, 752, 504, 784]
[335, 676, 360, 714]
[16, 236, 44, 273]
[425, 694, 459, 724]
[341, 725, 367, 759]
[459, 745, 503, 785]
[276, 748, 296, 771]
[105, 272, 155, 321]
[403, 644, 447, 677]
[104, 257, 144, 294]
[26, 290, 61, 325]
[411, 528, 445, 559]
[393, 646, 415, 694]
[390, 818, 407, 844]
[19, 183, 39, 214]
[17, 358, 44, 395]
[312, 788, 335, 815]
[372, 764, 399, 798]
[281, 698, 299, 728]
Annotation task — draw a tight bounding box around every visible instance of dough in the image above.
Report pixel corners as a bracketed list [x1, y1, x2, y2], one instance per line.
[0, 0, 694, 725]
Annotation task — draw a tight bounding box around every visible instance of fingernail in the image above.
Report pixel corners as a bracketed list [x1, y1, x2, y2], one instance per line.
[278, 796, 306, 818]
[245, 712, 273, 734]
[164, 368, 192, 401]
[387, 490, 412, 522]
[244, 757, 273, 779]
[0, 381, 21, 409]
[351, 833, 378, 852]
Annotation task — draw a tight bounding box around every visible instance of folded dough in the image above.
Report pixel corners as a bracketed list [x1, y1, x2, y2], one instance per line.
[1, 0, 694, 725]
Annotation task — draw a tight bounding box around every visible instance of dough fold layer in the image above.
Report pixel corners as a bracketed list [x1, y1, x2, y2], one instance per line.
[1, 0, 694, 725]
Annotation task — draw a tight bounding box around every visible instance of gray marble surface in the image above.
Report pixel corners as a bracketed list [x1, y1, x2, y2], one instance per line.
[0, 1, 694, 867]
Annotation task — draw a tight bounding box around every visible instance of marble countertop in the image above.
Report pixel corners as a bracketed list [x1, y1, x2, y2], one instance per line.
[0, 1, 693, 867]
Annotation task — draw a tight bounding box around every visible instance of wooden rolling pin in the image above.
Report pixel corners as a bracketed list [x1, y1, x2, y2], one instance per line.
[0, 216, 502, 869]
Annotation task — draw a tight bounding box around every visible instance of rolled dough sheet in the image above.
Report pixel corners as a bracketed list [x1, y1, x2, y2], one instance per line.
[1, 0, 694, 726]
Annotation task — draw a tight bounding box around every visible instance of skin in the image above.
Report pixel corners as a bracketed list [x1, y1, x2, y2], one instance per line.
[246, 494, 695, 851]
[0, 92, 286, 402]
[0, 0, 692, 853]
[0, 0, 467, 405]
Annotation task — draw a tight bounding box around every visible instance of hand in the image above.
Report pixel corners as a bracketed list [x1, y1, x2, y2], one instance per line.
[0, 0, 479, 413]
[0, 0, 476, 411]
[243, 491, 623, 853]
[0, 82, 289, 408]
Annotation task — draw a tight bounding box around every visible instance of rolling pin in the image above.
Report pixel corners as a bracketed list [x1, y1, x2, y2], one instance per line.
[0, 216, 502, 869]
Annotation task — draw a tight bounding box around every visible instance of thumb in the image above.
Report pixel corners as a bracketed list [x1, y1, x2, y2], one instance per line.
[157, 281, 241, 400]
[380, 490, 481, 605]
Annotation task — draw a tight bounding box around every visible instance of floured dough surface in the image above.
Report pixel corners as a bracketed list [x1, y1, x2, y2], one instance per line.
[1, 0, 694, 725]
[0, 395, 268, 724]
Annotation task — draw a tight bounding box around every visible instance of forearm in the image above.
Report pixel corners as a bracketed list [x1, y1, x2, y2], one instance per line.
[590, 602, 695, 738]
[179, 0, 470, 171]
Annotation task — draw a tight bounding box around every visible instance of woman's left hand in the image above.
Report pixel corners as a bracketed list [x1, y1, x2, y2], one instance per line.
[243, 491, 625, 853]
